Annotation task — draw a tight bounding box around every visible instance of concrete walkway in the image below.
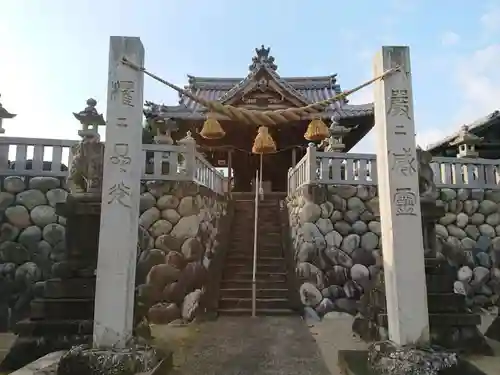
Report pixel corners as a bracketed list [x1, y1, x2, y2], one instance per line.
[164, 316, 331, 375]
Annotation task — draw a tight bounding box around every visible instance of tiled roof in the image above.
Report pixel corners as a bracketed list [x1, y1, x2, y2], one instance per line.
[160, 45, 373, 121]
[426, 110, 500, 152]
[179, 74, 343, 112]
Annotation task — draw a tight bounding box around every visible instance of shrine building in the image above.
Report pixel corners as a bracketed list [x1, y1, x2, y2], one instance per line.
[145, 46, 374, 192]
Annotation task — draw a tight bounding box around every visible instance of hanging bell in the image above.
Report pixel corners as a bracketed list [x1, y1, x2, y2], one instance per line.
[252, 126, 276, 154]
[200, 113, 226, 139]
[304, 117, 329, 141]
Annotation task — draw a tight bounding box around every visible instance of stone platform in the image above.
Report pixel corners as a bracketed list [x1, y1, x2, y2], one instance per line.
[9, 348, 172, 375]
[338, 350, 487, 375]
[0, 194, 100, 372]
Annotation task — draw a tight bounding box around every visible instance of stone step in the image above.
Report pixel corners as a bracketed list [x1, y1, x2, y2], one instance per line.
[228, 250, 284, 258]
[219, 297, 290, 310]
[14, 318, 93, 336]
[231, 230, 281, 235]
[231, 234, 282, 240]
[30, 298, 94, 320]
[224, 263, 286, 273]
[234, 201, 281, 207]
[372, 290, 466, 313]
[232, 215, 280, 220]
[232, 217, 281, 222]
[377, 313, 481, 327]
[219, 288, 289, 299]
[222, 271, 287, 283]
[43, 278, 96, 299]
[229, 241, 282, 249]
[231, 237, 282, 245]
[220, 279, 287, 290]
[232, 224, 279, 228]
[230, 240, 282, 247]
[225, 255, 284, 264]
[232, 223, 280, 228]
[217, 308, 295, 316]
[233, 210, 281, 215]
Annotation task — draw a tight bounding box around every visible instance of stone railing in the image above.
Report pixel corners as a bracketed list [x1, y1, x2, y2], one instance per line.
[0, 137, 229, 330]
[287, 144, 500, 194]
[0, 137, 75, 177]
[0, 137, 225, 195]
[142, 144, 225, 194]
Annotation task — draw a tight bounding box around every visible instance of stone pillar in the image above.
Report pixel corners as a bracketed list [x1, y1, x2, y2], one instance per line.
[373, 46, 429, 345]
[94, 36, 144, 348]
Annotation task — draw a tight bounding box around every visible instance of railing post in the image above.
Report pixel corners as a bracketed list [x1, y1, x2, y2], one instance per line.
[305, 143, 317, 184]
[287, 167, 292, 195]
[0, 141, 9, 172]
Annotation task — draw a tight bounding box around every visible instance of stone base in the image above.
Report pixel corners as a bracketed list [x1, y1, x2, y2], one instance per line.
[9, 348, 172, 375]
[56, 344, 171, 375]
[338, 350, 487, 375]
[485, 316, 500, 342]
[10, 351, 66, 375]
[0, 334, 91, 372]
[352, 315, 493, 356]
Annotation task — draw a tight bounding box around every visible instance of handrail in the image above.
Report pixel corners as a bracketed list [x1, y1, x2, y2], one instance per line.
[252, 168, 259, 318]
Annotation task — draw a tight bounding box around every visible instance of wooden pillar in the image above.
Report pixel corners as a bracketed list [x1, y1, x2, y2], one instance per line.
[374, 46, 429, 346]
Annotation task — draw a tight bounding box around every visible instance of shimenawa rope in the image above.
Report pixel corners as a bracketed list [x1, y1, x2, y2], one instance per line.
[121, 57, 400, 126]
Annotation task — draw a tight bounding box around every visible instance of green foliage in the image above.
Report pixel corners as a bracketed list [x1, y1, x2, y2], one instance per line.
[142, 119, 154, 145]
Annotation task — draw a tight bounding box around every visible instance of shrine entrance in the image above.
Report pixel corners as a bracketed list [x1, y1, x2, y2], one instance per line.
[230, 149, 296, 193]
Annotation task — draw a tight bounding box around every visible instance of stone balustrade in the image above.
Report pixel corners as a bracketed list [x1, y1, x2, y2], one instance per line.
[0, 137, 225, 195]
[287, 145, 500, 194]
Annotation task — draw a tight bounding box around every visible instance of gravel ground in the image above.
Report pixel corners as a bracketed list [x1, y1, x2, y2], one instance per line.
[164, 316, 331, 375]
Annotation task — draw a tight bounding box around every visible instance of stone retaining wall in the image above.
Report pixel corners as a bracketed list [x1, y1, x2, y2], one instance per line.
[287, 184, 500, 320]
[0, 176, 227, 329]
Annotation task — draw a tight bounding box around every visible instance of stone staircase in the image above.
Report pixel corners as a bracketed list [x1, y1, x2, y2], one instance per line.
[218, 193, 295, 316]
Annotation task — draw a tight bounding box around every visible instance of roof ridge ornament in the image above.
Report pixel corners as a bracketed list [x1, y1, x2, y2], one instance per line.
[249, 45, 277, 72]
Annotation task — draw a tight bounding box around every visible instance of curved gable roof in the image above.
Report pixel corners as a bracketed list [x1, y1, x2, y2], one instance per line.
[178, 45, 344, 111]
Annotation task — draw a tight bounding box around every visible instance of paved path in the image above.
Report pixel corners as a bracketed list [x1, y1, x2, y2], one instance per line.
[168, 316, 331, 375]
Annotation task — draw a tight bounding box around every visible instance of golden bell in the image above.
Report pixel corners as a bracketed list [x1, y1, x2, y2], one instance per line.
[304, 118, 329, 141]
[252, 126, 276, 154]
[200, 113, 226, 139]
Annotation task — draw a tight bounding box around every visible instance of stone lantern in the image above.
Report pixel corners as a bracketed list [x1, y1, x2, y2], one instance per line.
[325, 119, 352, 180]
[450, 125, 483, 158]
[144, 104, 178, 146]
[73, 98, 105, 140]
[144, 102, 179, 175]
[0, 94, 17, 134]
[177, 131, 197, 175]
[325, 119, 351, 152]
